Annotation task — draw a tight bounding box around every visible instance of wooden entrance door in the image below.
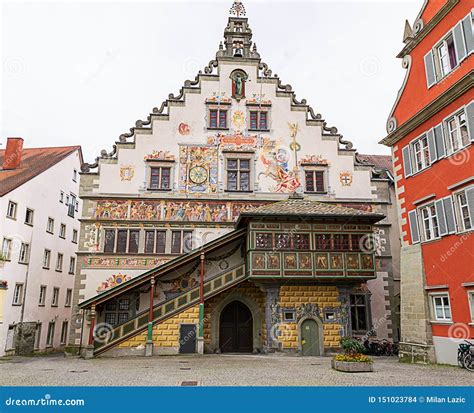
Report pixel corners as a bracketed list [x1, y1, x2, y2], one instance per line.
[301, 318, 320, 356]
[219, 301, 253, 353]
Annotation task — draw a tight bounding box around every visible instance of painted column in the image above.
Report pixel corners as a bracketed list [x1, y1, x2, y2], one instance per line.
[84, 305, 96, 359]
[197, 253, 205, 354]
[263, 285, 280, 353]
[145, 278, 155, 357]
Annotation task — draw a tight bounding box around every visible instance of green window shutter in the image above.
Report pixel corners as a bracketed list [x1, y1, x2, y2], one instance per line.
[442, 196, 456, 234]
[427, 128, 437, 164]
[433, 123, 446, 159]
[424, 51, 436, 87]
[435, 199, 447, 236]
[453, 21, 467, 62]
[402, 145, 412, 178]
[408, 210, 420, 244]
[466, 101, 474, 142]
[461, 14, 474, 55]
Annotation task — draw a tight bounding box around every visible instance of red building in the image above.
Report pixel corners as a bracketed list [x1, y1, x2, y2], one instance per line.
[381, 1, 473, 365]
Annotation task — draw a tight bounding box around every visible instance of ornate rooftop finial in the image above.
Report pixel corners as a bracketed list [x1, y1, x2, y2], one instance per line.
[229, 0, 246, 17]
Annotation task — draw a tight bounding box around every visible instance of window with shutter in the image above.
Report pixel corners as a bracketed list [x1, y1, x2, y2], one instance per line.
[435, 199, 447, 236]
[461, 14, 474, 55]
[453, 22, 467, 62]
[466, 101, 474, 143]
[402, 146, 412, 177]
[433, 124, 446, 159]
[442, 196, 457, 234]
[408, 210, 420, 244]
[454, 188, 473, 232]
[424, 51, 436, 87]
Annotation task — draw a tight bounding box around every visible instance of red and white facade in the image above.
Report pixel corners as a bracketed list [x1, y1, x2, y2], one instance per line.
[381, 1, 473, 365]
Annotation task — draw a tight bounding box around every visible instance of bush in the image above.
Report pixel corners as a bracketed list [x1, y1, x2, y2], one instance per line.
[334, 354, 372, 363]
[340, 336, 365, 356]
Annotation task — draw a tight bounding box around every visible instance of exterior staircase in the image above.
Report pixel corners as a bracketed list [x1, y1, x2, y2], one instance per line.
[93, 264, 247, 356]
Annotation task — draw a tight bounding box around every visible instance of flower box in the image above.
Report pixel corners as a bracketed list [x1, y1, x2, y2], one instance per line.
[331, 359, 373, 373]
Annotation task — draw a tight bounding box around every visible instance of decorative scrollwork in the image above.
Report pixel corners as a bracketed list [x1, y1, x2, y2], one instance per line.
[307, 106, 322, 120]
[387, 117, 397, 134]
[258, 62, 272, 77]
[152, 101, 168, 115]
[322, 122, 338, 135]
[413, 18, 424, 34]
[339, 136, 354, 150]
[277, 79, 292, 92]
[204, 59, 218, 74]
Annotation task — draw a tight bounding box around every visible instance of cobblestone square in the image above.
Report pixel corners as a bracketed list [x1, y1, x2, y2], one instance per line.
[0, 354, 472, 386]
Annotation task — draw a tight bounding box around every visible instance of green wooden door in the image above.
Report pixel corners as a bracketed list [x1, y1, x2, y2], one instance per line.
[301, 319, 320, 356]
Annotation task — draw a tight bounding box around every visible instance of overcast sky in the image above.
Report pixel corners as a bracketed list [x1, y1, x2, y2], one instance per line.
[2, 0, 421, 162]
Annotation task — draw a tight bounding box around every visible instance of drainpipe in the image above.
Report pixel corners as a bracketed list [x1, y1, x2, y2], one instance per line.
[197, 252, 205, 354]
[145, 277, 155, 357]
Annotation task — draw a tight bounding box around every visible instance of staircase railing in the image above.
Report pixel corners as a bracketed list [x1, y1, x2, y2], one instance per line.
[93, 264, 247, 355]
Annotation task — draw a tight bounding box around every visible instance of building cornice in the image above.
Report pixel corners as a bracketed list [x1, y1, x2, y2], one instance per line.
[380, 70, 473, 146]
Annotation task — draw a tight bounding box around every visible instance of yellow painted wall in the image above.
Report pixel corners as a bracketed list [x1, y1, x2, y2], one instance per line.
[118, 305, 200, 349]
[278, 285, 342, 349]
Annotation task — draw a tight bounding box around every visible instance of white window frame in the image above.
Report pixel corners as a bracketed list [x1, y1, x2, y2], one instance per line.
[46, 322, 55, 347]
[51, 287, 60, 307]
[1, 238, 12, 260]
[43, 249, 51, 269]
[418, 203, 440, 241]
[12, 283, 24, 305]
[46, 217, 54, 234]
[430, 293, 452, 322]
[411, 134, 431, 172]
[468, 291, 474, 324]
[18, 243, 30, 264]
[39, 285, 47, 306]
[68, 256, 76, 274]
[225, 155, 253, 192]
[56, 253, 63, 272]
[65, 289, 72, 307]
[454, 187, 473, 232]
[59, 223, 66, 239]
[6, 201, 17, 219]
[435, 33, 458, 78]
[444, 108, 470, 154]
[24, 208, 34, 226]
[72, 229, 78, 244]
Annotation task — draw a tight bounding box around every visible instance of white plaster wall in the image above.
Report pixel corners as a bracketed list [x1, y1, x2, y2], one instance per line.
[0, 150, 82, 355]
[432, 335, 465, 366]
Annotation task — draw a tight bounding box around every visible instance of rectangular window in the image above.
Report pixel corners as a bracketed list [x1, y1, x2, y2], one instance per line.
[149, 167, 171, 190]
[315, 234, 331, 251]
[411, 135, 430, 172]
[25, 208, 34, 225]
[145, 230, 166, 254]
[333, 234, 350, 251]
[59, 223, 66, 239]
[34, 323, 42, 350]
[275, 233, 291, 249]
[60, 321, 68, 345]
[2, 238, 12, 260]
[431, 294, 452, 321]
[105, 313, 116, 326]
[68, 257, 76, 274]
[249, 111, 268, 130]
[226, 158, 251, 191]
[436, 34, 457, 78]
[171, 230, 192, 254]
[350, 294, 368, 332]
[156, 231, 166, 253]
[52, 287, 60, 307]
[104, 229, 116, 253]
[419, 203, 440, 241]
[7, 201, 17, 219]
[145, 230, 155, 254]
[469, 292, 474, 323]
[6, 325, 16, 350]
[46, 217, 54, 234]
[116, 230, 128, 253]
[73, 169, 77, 182]
[46, 322, 55, 346]
[128, 230, 139, 253]
[282, 309, 296, 322]
[455, 190, 472, 231]
[305, 170, 325, 193]
[256, 233, 273, 249]
[39, 286, 47, 306]
[56, 253, 63, 272]
[43, 249, 51, 269]
[12, 283, 24, 305]
[446, 109, 469, 153]
[68, 195, 76, 218]
[65, 289, 72, 307]
[209, 109, 227, 129]
[18, 243, 30, 264]
[72, 229, 78, 243]
[60, 191, 64, 203]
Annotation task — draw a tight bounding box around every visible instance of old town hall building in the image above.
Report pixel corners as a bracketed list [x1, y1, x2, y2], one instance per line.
[69, 1, 400, 357]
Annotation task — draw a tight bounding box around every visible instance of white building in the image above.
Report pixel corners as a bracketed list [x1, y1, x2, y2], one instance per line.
[0, 138, 83, 356]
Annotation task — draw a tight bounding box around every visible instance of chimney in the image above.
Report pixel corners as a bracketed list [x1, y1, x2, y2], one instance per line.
[2, 138, 24, 170]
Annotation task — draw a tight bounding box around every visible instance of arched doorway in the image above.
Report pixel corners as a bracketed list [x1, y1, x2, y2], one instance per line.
[219, 301, 253, 353]
[300, 318, 321, 356]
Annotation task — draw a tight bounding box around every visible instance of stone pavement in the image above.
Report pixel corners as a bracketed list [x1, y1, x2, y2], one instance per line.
[0, 354, 472, 386]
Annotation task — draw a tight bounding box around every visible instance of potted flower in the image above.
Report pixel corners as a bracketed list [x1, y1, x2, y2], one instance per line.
[331, 337, 373, 372]
[0, 280, 7, 290]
